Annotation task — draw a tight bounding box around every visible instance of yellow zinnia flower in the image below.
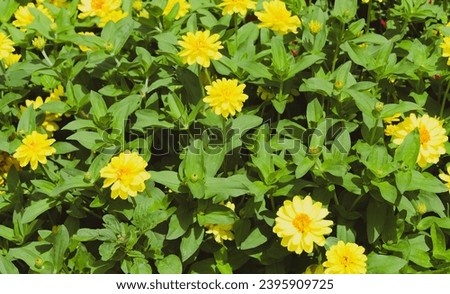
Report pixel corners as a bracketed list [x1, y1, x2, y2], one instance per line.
[98, 10, 128, 27]
[386, 113, 448, 168]
[383, 113, 401, 125]
[0, 151, 20, 194]
[178, 30, 223, 68]
[163, 0, 191, 20]
[77, 0, 122, 19]
[0, 32, 15, 60]
[203, 78, 248, 118]
[13, 131, 56, 170]
[440, 37, 450, 65]
[100, 152, 151, 200]
[273, 195, 333, 254]
[218, 0, 257, 16]
[12, 3, 54, 30]
[3, 53, 21, 68]
[132, 0, 143, 11]
[308, 20, 323, 34]
[255, 0, 301, 35]
[439, 166, 450, 193]
[205, 202, 236, 243]
[323, 241, 367, 274]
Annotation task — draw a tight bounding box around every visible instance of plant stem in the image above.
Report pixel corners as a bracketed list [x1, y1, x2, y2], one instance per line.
[366, 0, 373, 33]
[369, 118, 380, 145]
[331, 22, 345, 72]
[440, 82, 450, 118]
[222, 117, 228, 175]
[234, 13, 239, 52]
[42, 49, 53, 67]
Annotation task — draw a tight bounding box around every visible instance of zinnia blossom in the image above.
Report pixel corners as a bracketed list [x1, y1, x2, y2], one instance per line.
[273, 195, 333, 254]
[12, 3, 54, 30]
[0, 32, 15, 60]
[203, 78, 248, 118]
[178, 30, 223, 68]
[323, 241, 367, 274]
[218, 0, 257, 16]
[440, 36, 450, 65]
[100, 152, 151, 200]
[98, 10, 128, 27]
[255, 0, 301, 35]
[77, 0, 122, 19]
[386, 113, 448, 168]
[308, 20, 323, 34]
[205, 202, 236, 243]
[304, 264, 325, 274]
[13, 131, 56, 170]
[163, 0, 191, 20]
[439, 166, 450, 193]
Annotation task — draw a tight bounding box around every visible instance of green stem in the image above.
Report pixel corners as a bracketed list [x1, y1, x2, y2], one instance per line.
[366, 0, 373, 33]
[440, 82, 450, 118]
[331, 22, 345, 72]
[222, 117, 228, 175]
[42, 49, 53, 67]
[234, 13, 239, 52]
[369, 118, 380, 145]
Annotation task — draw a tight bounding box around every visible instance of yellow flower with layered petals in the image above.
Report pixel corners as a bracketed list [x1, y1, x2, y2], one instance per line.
[4, 53, 21, 68]
[440, 37, 450, 65]
[77, 0, 122, 19]
[386, 113, 448, 168]
[178, 31, 223, 68]
[163, 0, 191, 20]
[203, 78, 248, 118]
[13, 3, 54, 30]
[273, 195, 333, 254]
[323, 241, 367, 274]
[383, 113, 401, 125]
[218, 0, 257, 16]
[255, 0, 301, 35]
[0, 32, 15, 60]
[98, 10, 128, 27]
[13, 131, 56, 170]
[205, 202, 235, 243]
[100, 152, 151, 200]
[439, 166, 450, 193]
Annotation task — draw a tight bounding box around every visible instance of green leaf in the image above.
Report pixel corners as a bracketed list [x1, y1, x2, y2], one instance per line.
[0, 255, 19, 274]
[367, 253, 407, 273]
[271, 36, 289, 78]
[431, 223, 446, 258]
[166, 206, 194, 240]
[0, 225, 15, 241]
[22, 199, 58, 224]
[371, 181, 398, 204]
[367, 199, 387, 243]
[150, 171, 182, 193]
[0, 92, 22, 110]
[156, 254, 182, 274]
[67, 131, 103, 150]
[17, 106, 36, 134]
[238, 226, 268, 250]
[394, 129, 420, 169]
[53, 142, 78, 154]
[197, 204, 237, 226]
[51, 225, 69, 273]
[180, 225, 204, 262]
[306, 98, 323, 126]
[132, 109, 175, 131]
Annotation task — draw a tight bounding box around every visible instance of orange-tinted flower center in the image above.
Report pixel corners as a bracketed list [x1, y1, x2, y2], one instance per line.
[92, 0, 105, 10]
[340, 255, 350, 267]
[116, 167, 130, 180]
[419, 125, 430, 144]
[292, 213, 311, 233]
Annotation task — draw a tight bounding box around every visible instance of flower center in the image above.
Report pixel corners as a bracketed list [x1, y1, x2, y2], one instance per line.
[292, 213, 312, 233]
[340, 255, 351, 267]
[419, 125, 430, 144]
[116, 167, 130, 180]
[92, 0, 105, 10]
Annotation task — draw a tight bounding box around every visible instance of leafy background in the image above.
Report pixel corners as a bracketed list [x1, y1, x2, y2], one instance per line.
[0, 0, 450, 274]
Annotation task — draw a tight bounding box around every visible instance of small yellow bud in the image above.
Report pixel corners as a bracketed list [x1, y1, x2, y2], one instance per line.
[308, 20, 323, 34]
[32, 36, 46, 50]
[375, 102, 384, 112]
[132, 0, 143, 11]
